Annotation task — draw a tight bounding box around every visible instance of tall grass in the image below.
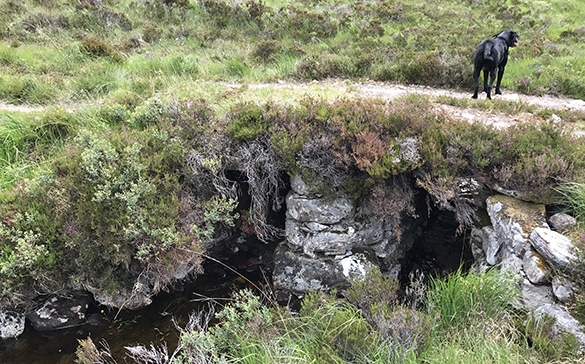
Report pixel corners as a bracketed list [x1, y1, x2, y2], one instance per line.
[555, 182, 585, 224]
[428, 268, 518, 329]
[78, 269, 576, 364]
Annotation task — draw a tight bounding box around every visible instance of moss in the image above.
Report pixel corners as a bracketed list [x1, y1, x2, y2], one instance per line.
[488, 195, 547, 234]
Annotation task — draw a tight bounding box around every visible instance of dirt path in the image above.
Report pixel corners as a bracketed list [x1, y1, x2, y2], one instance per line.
[242, 80, 585, 134]
[2, 81, 584, 133]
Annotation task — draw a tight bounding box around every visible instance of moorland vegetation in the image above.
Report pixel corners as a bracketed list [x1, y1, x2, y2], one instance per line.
[1, 0, 585, 362]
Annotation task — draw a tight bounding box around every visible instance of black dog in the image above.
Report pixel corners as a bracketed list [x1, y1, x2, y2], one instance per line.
[472, 29, 519, 100]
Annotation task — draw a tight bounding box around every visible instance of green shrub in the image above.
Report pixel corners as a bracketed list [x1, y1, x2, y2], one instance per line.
[250, 40, 283, 63]
[129, 98, 165, 128]
[80, 36, 125, 62]
[142, 25, 162, 43]
[101, 104, 129, 126]
[227, 104, 268, 140]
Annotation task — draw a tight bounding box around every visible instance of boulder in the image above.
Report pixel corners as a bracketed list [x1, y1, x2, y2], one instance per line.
[552, 276, 575, 304]
[470, 228, 486, 262]
[285, 220, 356, 257]
[530, 228, 581, 274]
[0, 311, 25, 339]
[533, 304, 585, 354]
[519, 278, 554, 310]
[27, 295, 89, 330]
[548, 213, 577, 231]
[86, 276, 152, 310]
[522, 250, 548, 285]
[486, 195, 548, 259]
[290, 174, 316, 196]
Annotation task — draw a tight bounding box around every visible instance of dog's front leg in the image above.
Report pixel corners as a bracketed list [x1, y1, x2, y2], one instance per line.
[483, 69, 489, 93]
[495, 66, 505, 95]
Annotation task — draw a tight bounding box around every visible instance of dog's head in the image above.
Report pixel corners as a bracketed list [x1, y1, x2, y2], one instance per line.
[494, 29, 519, 47]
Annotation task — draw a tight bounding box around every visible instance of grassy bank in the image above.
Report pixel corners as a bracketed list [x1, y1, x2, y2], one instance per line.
[76, 268, 583, 363]
[1, 0, 585, 107]
[2, 94, 585, 310]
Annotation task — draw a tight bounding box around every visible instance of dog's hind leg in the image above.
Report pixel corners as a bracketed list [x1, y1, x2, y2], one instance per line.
[486, 69, 497, 100]
[495, 66, 505, 95]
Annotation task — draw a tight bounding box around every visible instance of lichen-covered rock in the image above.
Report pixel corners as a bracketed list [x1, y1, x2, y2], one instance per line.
[272, 244, 351, 296]
[523, 250, 548, 285]
[530, 228, 580, 274]
[548, 213, 577, 231]
[487, 183, 556, 204]
[27, 295, 89, 330]
[486, 195, 548, 260]
[0, 311, 25, 339]
[285, 219, 356, 257]
[533, 304, 585, 354]
[552, 276, 575, 304]
[286, 194, 354, 225]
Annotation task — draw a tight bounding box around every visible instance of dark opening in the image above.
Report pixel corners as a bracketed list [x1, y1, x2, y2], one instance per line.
[400, 189, 475, 284]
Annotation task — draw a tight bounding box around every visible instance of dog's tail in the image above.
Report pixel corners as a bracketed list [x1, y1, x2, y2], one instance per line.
[483, 43, 494, 62]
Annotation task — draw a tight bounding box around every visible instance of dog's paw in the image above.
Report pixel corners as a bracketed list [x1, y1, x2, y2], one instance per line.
[471, 94, 478, 99]
[495, 90, 502, 95]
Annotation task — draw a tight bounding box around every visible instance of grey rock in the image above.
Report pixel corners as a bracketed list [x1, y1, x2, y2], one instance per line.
[523, 250, 548, 285]
[0, 311, 25, 339]
[487, 195, 548, 259]
[338, 252, 377, 279]
[548, 213, 577, 231]
[87, 276, 152, 310]
[501, 255, 525, 277]
[519, 278, 554, 309]
[173, 262, 194, 280]
[286, 193, 354, 225]
[290, 174, 315, 196]
[28, 295, 89, 330]
[286, 219, 356, 257]
[552, 276, 575, 304]
[534, 304, 585, 354]
[530, 228, 580, 274]
[472, 226, 501, 265]
[456, 177, 482, 197]
[272, 244, 350, 296]
[470, 228, 486, 261]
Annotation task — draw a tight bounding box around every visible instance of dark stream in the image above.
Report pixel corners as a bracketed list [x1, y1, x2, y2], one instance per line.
[0, 238, 273, 364]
